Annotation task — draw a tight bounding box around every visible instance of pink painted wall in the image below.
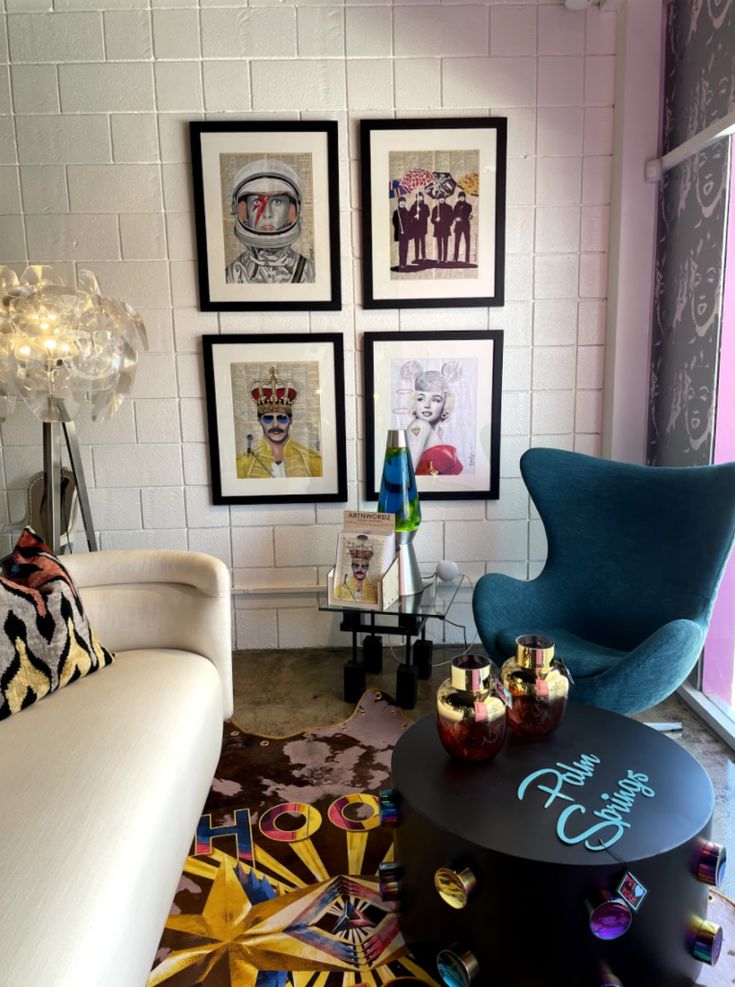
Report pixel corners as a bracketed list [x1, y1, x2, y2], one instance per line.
[703, 145, 735, 705]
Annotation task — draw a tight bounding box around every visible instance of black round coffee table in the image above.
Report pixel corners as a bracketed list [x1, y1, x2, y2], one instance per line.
[390, 702, 719, 986]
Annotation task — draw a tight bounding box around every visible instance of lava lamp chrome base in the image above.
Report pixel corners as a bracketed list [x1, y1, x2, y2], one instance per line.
[397, 530, 423, 597]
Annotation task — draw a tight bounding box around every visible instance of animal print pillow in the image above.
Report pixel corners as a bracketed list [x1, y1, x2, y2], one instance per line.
[0, 527, 114, 720]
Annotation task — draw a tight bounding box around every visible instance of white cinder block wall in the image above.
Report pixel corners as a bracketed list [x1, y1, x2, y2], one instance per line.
[0, 0, 615, 651]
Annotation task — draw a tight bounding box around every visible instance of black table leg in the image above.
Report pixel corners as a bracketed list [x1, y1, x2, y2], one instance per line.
[414, 631, 433, 680]
[363, 612, 383, 673]
[396, 663, 417, 709]
[343, 626, 365, 703]
[396, 630, 418, 708]
[344, 661, 366, 703]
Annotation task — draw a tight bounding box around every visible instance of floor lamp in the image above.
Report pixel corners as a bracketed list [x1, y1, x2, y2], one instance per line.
[0, 265, 147, 555]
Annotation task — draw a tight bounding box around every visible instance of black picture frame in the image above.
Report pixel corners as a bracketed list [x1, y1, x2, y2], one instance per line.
[190, 121, 341, 311]
[360, 117, 507, 309]
[202, 333, 347, 505]
[364, 330, 504, 501]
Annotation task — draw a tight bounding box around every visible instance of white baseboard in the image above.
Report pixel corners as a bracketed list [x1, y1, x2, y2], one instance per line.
[677, 682, 735, 752]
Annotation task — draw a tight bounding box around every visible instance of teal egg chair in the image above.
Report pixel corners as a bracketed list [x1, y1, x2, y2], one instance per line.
[472, 448, 735, 714]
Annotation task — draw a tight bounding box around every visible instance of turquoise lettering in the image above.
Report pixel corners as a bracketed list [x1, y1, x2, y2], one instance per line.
[517, 756, 654, 855]
[517, 754, 600, 807]
[517, 768, 574, 807]
[600, 791, 636, 814]
[621, 770, 655, 798]
[557, 804, 627, 851]
[593, 805, 633, 827]
[555, 755, 600, 784]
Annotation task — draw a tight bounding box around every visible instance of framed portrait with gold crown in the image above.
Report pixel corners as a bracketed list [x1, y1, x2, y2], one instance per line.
[202, 333, 347, 504]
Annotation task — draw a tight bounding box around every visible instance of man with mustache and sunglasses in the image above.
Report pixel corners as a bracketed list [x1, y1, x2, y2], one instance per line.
[237, 366, 322, 478]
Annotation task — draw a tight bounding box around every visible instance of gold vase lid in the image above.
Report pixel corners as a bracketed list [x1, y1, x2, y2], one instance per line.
[514, 634, 555, 670]
[450, 654, 492, 692]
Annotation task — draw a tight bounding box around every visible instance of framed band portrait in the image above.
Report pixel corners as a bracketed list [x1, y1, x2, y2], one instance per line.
[190, 121, 341, 311]
[360, 118, 507, 309]
[364, 330, 504, 501]
[202, 334, 347, 504]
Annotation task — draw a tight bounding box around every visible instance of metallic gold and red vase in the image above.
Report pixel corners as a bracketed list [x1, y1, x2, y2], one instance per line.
[501, 633, 570, 739]
[436, 654, 507, 761]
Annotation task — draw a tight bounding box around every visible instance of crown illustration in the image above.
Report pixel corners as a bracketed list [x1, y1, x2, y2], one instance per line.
[347, 536, 374, 562]
[249, 366, 298, 413]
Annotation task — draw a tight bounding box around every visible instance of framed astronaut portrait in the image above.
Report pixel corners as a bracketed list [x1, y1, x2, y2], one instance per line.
[363, 330, 504, 500]
[360, 118, 507, 309]
[202, 333, 347, 504]
[190, 121, 341, 311]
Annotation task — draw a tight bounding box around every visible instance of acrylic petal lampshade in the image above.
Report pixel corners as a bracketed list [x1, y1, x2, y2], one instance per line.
[0, 265, 148, 425]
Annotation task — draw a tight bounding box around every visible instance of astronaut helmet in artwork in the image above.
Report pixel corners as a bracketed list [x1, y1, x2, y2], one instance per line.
[231, 157, 303, 250]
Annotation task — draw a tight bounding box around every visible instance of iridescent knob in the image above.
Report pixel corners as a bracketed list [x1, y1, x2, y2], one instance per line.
[587, 890, 632, 940]
[694, 840, 727, 887]
[378, 788, 399, 827]
[689, 917, 723, 965]
[436, 945, 479, 987]
[597, 964, 623, 987]
[378, 861, 402, 901]
[434, 866, 478, 909]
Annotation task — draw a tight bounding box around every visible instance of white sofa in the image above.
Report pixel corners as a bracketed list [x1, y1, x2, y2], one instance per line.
[0, 550, 233, 987]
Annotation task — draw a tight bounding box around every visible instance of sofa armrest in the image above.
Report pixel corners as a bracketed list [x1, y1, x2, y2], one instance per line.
[65, 549, 234, 719]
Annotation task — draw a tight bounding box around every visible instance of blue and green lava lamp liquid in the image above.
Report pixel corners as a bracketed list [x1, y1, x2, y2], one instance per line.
[377, 429, 421, 531]
[378, 429, 423, 596]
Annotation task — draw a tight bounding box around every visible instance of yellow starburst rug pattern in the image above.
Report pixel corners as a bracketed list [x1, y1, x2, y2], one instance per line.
[148, 690, 440, 987]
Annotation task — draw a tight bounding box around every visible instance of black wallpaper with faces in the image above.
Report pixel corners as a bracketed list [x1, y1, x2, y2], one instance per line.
[647, 0, 735, 466]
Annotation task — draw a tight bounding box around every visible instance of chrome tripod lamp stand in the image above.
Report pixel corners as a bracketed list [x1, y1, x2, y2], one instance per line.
[377, 428, 423, 596]
[0, 265, 147, 554]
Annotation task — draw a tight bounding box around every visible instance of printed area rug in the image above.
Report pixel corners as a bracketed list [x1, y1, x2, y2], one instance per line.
[147, 690, 435, 987]
[147, 690, 735, 987]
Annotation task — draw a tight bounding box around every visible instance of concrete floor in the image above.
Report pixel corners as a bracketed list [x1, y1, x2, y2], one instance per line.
[232, 645, 735, 900]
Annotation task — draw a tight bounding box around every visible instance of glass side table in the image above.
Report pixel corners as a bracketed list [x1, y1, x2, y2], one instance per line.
[318, 573, 467, 709]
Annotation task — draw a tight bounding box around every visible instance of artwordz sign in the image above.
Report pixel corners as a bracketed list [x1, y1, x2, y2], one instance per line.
[516, 754, 655, 852]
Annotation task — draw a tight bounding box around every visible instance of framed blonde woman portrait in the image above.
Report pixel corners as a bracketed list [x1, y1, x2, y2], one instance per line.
[360, 117, 507, 309]
[191, 121, 341, 311]
[364, 331, 504, 500]
[202, 334, 347, 504]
